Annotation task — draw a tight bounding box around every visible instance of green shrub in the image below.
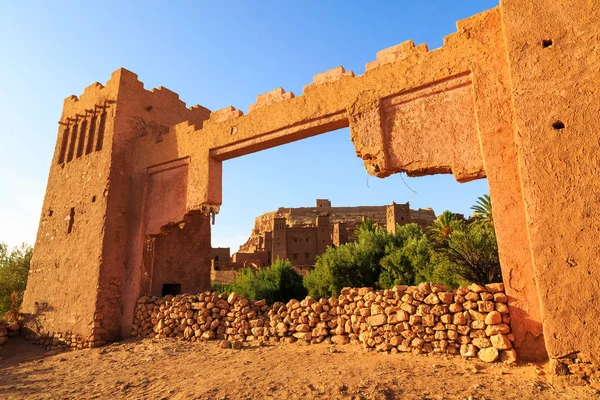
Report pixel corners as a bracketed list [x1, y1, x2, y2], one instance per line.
[378, 224, 431, 288]
[0, 243, 32, 317]
[231, 258, 306, 304]
[304, 221, 393, 298]
[211, 282, 232, 295]
[434, 222, 501, 285]
[304, 196, 501, 296]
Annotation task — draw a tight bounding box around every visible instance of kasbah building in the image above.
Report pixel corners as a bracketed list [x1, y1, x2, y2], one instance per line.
[210, 199, 437, 284]
[12, 0, 600, 387]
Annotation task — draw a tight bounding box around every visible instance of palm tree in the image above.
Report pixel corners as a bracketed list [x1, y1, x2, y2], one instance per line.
[430, 210, 459, 239]
[471, 194, 493, 226]
[355, 217, 377, 234]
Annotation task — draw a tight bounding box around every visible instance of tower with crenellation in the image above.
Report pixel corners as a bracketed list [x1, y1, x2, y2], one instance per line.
[386, 202, 411, 234]
[21, 69, 213, 347]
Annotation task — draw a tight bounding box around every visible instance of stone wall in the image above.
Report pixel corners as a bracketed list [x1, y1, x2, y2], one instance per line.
[210, 264, 239, 285]
[132, 282, 516, 363]
[0, 322, 21, 348]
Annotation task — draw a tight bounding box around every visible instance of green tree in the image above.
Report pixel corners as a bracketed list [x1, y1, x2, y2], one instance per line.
[211, 282, 232, 294]
[436, 223, 501, 285]
[471, 194, 493, 226]
[378, 223, 432, 288]
[0, 242, 32, 317]
[428, 210, 463, 242]
[231, 258, 306, 304]
[305, 219, 391, 298]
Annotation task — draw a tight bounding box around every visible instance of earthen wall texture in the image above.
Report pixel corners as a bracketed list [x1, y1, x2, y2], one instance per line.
[21, 69, 213, 346]
[500, 0, 600, 367]
[211, 247, 231, 262]
[146, 213, 211, 297]
[132, 283, 516, 364]
[20, 79, 121, 347]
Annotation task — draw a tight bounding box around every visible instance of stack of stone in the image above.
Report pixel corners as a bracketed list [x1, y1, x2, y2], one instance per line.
[24, 329, 89, 350]
[132, 282, 516, 363]
[0, 322, 19, 347]
[0, 324, 7, 347]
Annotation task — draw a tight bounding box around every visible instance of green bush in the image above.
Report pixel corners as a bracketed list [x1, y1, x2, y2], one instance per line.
[379, 223, 432, 288]
[231, 258, 306, 304]
[0, 243, 32, 317]
[211, 282, 232, 295]
[304, 196, 501, 297]
[434, 221, 501, 285]
[304, 222, 393, 298]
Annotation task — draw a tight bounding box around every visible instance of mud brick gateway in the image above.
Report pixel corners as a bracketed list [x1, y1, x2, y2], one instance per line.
[20, 0, 600, 369]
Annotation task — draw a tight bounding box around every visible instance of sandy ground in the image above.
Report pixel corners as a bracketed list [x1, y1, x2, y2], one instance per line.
[0, 337, 597, 400]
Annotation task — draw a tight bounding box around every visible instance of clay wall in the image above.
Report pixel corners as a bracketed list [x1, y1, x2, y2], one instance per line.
[210, 263, 240, 285]
[316, 199, 331, 209]
[316, 215, 332, 255]
[145, 213, 211, 297]
[500, 0, 600, 366]
[271, 218, 288, 262]
[240, 202, 435, 254]
[285, 227, 318, 266]
[111, 71, 212, 339]
[20, 78, 122, 347]
[21, 69, 213, 345]
[332, 222, 349, 247]
[232, 251, 268, 267]
[411, 208, 436, 229]
[386, 202, 412, 234]
[211, 247, 231, 262]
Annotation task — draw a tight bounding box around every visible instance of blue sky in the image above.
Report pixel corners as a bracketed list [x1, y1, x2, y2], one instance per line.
[0, 0, 498, 251]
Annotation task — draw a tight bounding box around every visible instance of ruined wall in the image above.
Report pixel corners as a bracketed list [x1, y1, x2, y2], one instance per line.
[112, 71, 211, 338]
[271, 218, 288, 262]
[131, 282, 516, 364]
[240, 202, 434, 252]
[332, 222, 349, 247]
[316, 215, 332, 256]
[145, 213, 211, 297]
[210, 265, 239, 285]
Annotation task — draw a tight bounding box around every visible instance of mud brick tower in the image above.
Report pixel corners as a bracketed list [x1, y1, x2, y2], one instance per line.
[21, 70, 213, 346]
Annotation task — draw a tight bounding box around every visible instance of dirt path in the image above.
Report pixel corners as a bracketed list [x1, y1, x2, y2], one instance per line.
[0, 337, 597, 400]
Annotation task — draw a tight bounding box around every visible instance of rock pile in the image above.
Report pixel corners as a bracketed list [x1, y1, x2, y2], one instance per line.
[0, 322, 19, 347]
[24, 328, 93, 350]
[132, 282, 516, 363]
[0, 325, 7, 347]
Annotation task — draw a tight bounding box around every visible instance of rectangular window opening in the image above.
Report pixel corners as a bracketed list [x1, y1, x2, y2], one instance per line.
[67, 207, 75, 234]
[76, 119, 88, 158]
[86, 115, 97, 155]
[67, 124, 78, 162]
[58, 127, 70, 164]
[161, 283, 182, 296]
[96, 110, 107, 151]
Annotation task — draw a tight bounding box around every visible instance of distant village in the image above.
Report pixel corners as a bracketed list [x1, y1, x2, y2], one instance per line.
[211, 199, 445, 284]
